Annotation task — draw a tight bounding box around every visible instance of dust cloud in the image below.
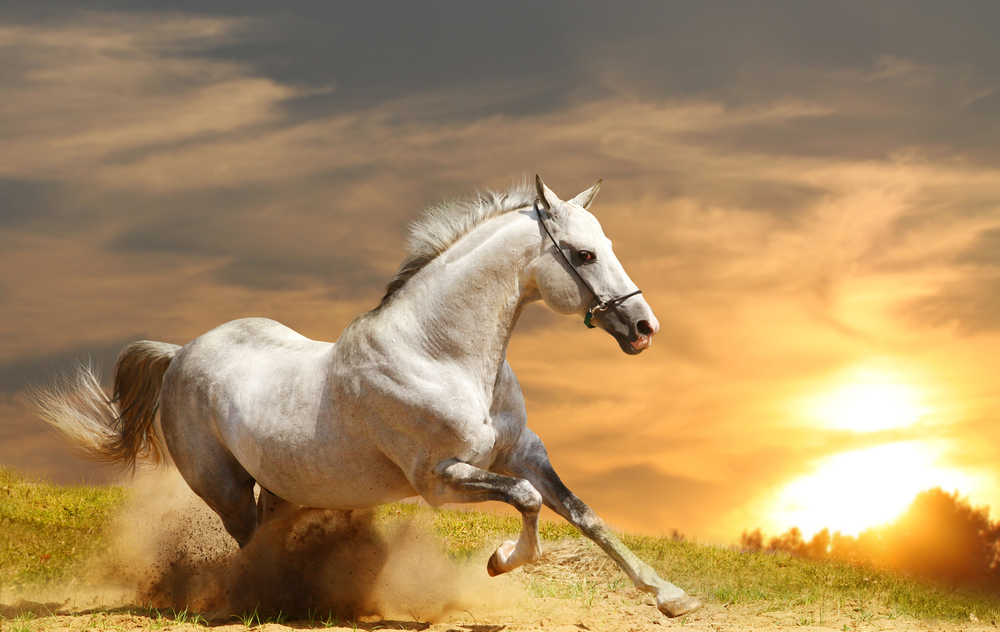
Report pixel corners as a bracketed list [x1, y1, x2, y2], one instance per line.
[90, 469, 520, 621]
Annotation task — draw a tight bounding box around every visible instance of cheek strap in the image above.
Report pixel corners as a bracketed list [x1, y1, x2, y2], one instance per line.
[583, 289, 643, 329]
[535, 202, 642, 329]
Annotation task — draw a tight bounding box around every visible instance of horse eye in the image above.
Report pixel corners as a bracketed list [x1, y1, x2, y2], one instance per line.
[578, 250, 596, 262]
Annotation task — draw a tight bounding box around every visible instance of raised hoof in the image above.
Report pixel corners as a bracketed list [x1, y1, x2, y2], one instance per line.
[487, 550, 504, 577]
[658, 594, 702, 618]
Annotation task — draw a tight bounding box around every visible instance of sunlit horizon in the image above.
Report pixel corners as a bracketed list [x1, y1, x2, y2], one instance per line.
[743, 361, 995, 538]
[763, 440, 990, 538]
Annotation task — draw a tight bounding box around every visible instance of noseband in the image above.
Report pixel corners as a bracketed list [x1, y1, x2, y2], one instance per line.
[535, 202, 643, 329]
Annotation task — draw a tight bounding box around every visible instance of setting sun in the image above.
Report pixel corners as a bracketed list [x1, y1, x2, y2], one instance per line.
[766, 441, 983, 537]
[802, 368, 930, 433]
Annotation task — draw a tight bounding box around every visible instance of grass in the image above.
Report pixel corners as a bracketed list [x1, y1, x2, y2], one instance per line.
[624, 531, 1000, 623]
[233, 604, 262, 628]
[375, 501, 580, 558]
[4, 611, 38, 632]
[3, 465, 1000, 626]
[0, 466, 126, 590]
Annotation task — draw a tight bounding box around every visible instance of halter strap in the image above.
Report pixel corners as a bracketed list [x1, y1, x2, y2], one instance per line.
[535, 202, 642, 329]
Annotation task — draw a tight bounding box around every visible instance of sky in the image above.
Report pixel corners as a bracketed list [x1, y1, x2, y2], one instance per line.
[1, 1, 999, 542]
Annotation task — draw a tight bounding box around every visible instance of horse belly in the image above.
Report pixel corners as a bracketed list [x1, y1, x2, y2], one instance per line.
[219, 388, 415, 509]
[251, 431, 418, 509]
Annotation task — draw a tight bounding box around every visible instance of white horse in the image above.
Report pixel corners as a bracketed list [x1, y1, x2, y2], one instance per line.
[35, 176, 701, 618]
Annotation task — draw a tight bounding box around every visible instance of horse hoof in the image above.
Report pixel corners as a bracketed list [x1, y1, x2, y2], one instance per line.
[487, 540, 517, 577]
[487, 550, 504, 577]
[658, 594, 702, 618]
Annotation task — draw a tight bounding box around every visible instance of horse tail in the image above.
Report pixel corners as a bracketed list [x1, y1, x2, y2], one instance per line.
[31, 340, 181, 471]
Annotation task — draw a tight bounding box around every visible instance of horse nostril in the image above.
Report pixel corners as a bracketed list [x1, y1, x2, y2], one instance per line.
[637, 320, 655, 336]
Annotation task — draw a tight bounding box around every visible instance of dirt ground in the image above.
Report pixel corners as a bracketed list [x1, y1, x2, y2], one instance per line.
[4, 539, 994, 632]
[4, 590, 995, 632]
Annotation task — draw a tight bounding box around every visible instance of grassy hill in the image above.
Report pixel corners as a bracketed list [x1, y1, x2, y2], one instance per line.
[2, 466, 1000, 626]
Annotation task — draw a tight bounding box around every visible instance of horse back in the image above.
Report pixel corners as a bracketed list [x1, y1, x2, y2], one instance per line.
[161, 319, 335, 467]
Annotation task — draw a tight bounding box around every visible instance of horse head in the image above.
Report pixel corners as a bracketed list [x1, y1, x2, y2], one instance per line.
[531, 175, 660, 355]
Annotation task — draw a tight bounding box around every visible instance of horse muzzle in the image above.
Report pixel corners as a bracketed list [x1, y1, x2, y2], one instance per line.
[630, 314, 659, 351]
[597, 308, 659, 355]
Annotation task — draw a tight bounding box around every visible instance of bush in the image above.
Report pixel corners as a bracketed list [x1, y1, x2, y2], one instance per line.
[741, 488, 1000, 584]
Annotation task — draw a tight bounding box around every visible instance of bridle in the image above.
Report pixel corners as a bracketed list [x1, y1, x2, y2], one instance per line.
[535, 201, 642, 329]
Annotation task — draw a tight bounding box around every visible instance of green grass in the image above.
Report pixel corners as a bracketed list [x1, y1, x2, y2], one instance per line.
[4, 466, 1000, 625]
[3, 611, 38, 632]
[623, 532, 1000, 623]
[0, 466, 126, 589]
[377, 502, 580, 557]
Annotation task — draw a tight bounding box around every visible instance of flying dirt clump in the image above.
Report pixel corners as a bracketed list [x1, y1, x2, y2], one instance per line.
[92, 470, 518, 621]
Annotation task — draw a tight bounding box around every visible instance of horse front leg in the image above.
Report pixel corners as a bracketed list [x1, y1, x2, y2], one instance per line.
[497, 429, 702, 618]
[427, 459, 543, 575]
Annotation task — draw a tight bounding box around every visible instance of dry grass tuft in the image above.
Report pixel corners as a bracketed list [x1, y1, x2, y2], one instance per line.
[526, 539, 621, 584]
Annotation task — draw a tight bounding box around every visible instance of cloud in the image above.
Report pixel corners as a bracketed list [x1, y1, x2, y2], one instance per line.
[887, 190, 1000, 332]
[905, 276, 1000, 333]
[0, 337, 138, 394]
[0, 177, 70, 228]
[956, 227, 1000, 268]
[2, 4, 1000, 541]
[101, 185, 394, 294]
[0, 13, 299, 183]
[573, 463, 722, 534]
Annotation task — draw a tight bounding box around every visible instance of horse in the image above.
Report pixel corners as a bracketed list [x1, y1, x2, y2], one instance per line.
[34, 176, 701, 618]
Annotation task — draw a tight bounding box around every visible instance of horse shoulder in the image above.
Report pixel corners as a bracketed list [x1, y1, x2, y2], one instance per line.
[331, 315, 528, 471]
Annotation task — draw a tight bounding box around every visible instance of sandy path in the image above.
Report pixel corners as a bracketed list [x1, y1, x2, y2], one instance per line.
[4, 597, 993, 632]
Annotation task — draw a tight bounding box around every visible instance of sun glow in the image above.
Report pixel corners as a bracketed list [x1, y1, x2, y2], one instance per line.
[802, 368, 930, 433]
[767, 441, 981, 537]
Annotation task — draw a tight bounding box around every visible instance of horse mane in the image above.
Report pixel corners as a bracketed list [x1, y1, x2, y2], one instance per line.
[376, 179, 538, 309]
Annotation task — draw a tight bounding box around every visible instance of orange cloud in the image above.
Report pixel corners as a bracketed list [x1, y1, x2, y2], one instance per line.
[2, 9, 1000, 541]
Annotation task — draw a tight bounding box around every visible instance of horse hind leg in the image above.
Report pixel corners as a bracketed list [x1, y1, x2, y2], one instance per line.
[175, 447, 258, 547]
[257, 486, 293, 526]
[162, 448, 258, 546]
[208, 474, 258, 548]
[160, 408, 259, 547]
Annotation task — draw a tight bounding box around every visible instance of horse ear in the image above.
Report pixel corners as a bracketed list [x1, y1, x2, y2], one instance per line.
[535, 174, 563, 218]
[570, 179, 602, 210]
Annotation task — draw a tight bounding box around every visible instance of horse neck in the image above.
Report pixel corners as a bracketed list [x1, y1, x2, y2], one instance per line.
[400, 211, 538, 380]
